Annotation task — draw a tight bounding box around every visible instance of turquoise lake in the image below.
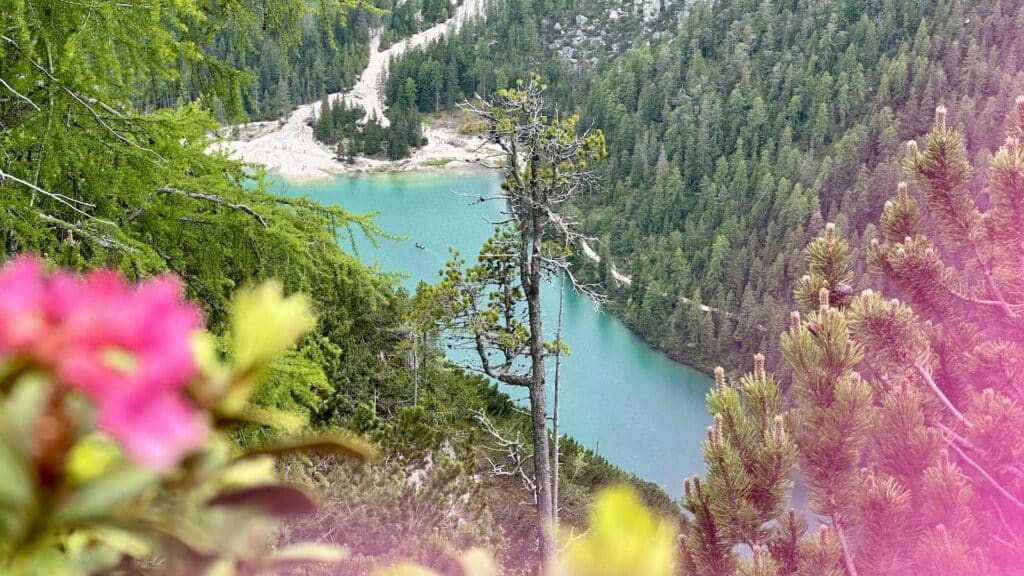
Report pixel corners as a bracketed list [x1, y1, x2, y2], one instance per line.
[274, 171, 712, 498]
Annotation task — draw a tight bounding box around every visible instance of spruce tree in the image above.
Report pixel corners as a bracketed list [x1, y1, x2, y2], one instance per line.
[314, 92, 332, 142]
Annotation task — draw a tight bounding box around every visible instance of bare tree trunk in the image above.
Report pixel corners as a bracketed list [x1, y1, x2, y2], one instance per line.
[833, 516, 860, 576]
[412, 330, 419, 407]
[552, 269, 566, 534]
[523, 153, 554, 565]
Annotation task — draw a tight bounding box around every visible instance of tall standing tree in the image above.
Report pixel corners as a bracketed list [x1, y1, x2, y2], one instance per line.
[432, 75, 605, 564]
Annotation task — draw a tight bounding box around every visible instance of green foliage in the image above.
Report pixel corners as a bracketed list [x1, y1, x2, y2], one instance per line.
[679, 358, 798, 576]
[0, 0, 410, 438]
[683, 102, 1024, 572]
[384, 0, 1024, 373]
[1, 2, 683, 574]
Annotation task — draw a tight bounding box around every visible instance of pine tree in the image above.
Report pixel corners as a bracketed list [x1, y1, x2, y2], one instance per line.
[679, 356, 798, 576]
[790, 103, 1024, 574]
[433, 76, 605, 564]
[683, 102, 1024, 575]
[784, 232, 874, 575]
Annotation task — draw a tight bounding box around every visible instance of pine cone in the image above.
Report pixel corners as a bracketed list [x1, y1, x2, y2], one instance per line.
[807, 321, 823, 338]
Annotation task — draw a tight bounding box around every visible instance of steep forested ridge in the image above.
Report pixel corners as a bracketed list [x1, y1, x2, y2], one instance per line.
[385, 0, 1024, 372]
[139, 2, 375, 122]
[573, 0, 1024, 372]
[151, 0, 471, 123]
[383, 0, 690, 115]
[377, 0, 456, 48]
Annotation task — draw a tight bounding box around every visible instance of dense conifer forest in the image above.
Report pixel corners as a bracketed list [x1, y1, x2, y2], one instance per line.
[385, 0, 1024, 372]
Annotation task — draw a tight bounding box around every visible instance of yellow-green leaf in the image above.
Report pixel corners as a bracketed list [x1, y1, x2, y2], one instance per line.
[66, 434, 122, 484]
[265, 543, 350, 570]
[459, 549, 498, 576]
[373, 564, 440, 576]
[240, 433, 375, 462]
[557, 486, 677, 576]
[51, 466, 159, 527]
[230, 281, 315, 372]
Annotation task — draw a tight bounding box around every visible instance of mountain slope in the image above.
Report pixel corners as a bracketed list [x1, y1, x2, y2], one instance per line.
[385, 0, 1024, 371]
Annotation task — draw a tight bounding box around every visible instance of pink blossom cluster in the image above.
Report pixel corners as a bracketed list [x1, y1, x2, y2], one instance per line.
[0, 256, 207, 470]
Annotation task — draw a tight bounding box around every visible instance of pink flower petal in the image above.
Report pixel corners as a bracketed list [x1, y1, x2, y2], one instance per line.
[99, 393, 208, 471]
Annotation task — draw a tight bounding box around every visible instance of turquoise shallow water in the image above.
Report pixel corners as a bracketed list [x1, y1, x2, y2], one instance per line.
[273, 171, 712, 498]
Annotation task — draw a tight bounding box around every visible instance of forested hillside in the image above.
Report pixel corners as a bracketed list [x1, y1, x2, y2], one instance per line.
[573, 0, 1024, 371]
[384, 0, 689, 113]
[0, 1, 673, 573]
[139, 1, 374, 122]
[385, 0, 1024, 372]
[149, 0, 481, 123]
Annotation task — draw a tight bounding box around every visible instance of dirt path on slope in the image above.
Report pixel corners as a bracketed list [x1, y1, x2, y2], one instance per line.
[212, 0, 490, 182]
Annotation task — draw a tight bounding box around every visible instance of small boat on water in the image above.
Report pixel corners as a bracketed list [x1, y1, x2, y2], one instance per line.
[415, 242, 426, 250]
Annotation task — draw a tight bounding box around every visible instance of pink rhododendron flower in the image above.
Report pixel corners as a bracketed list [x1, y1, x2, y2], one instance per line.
[0, 255, 208, 471]
[97, 392, 207, 471]
[0, 256, 49, 353]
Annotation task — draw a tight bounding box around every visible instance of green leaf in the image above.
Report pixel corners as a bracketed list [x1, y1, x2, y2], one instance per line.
[0, 433, 33, 541]
[65, 526, 151, 559]
[50, 466, 159, 527]
[218, 455, 277, 487]
[206, 484, 318, 518]
[65, 434, 122, 484]
[6, 373, 52, 446]
[0, 428, 32, 508]
[215, 405, 307, 432]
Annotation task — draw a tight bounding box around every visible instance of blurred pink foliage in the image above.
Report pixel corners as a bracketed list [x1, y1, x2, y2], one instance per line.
[0, 256, 207, 470]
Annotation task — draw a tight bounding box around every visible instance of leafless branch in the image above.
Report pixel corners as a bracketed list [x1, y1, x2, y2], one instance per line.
[1, 167, 111, 223]
[34, 211, 134, 252]
[472, 409, 537, 503]
[941, 430, 1024, 512]
[914, 362, 967, 424]
[128, 187, 268, 227]
[0, 76, 40, 111]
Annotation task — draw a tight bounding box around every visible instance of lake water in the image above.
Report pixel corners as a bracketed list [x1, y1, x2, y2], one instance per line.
[274, 171, 712, 498]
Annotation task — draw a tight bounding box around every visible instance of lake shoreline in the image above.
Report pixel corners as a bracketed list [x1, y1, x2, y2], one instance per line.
[215, 114, 502, 184]
[275, 171, 714, 497]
